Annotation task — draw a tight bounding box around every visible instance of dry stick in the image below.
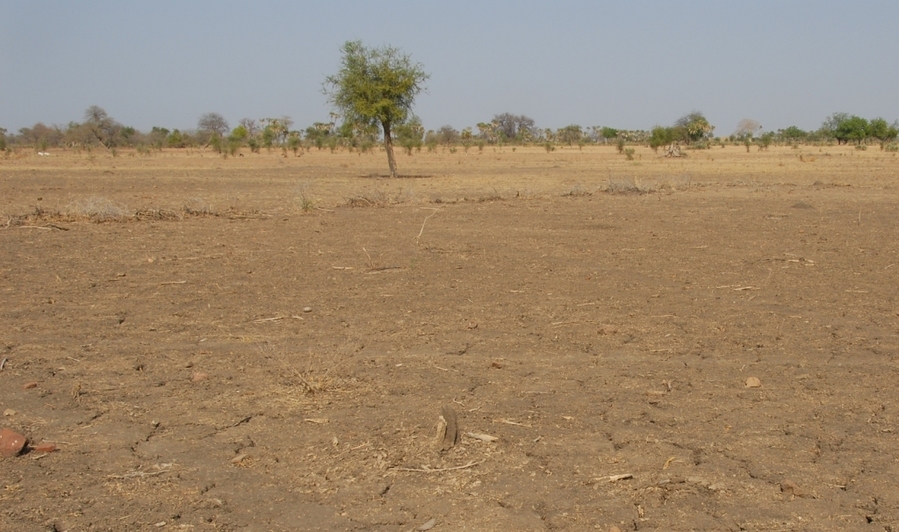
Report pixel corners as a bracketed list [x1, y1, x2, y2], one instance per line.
[0, 358, 7, 371]
[392, 460, 484, 473]
[415, 208, 439, 244]
[160, 281, 187, 285]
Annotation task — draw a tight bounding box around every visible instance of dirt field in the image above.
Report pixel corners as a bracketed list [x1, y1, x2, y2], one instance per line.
[2, 144, 898, 531]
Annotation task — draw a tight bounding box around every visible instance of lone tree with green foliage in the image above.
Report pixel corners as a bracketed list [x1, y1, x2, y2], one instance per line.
[324, 40, 429, 177]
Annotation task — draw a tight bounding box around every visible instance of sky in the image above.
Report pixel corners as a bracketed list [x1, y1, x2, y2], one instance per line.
[2, 0, 897, 137]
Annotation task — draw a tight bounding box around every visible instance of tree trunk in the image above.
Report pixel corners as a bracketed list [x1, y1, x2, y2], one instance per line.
[383, 122, 397, 177]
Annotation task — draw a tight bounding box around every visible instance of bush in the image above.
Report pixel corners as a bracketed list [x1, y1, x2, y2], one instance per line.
[624, 148, 635, 160]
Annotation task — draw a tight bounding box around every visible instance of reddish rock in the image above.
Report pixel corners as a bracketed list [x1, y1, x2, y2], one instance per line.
[22, 382, 38, 390]
[0, 428, 27, 457]
[191, 372, 209, 382]
[32, 442, 58, 453]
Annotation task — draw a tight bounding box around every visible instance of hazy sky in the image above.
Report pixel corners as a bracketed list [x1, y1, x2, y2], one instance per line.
[2, 0, 897, 137]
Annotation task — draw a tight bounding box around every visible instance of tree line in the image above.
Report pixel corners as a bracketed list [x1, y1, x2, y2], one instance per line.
[3, 40, 897, 175]
[6, 107, 895, 155]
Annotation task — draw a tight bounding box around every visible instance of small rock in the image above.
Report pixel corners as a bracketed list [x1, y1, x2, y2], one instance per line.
[466, 321, 478, 329]
[610, 527, 623, 532]
[302, 307, 313, 313]
[0, 428, 28, 458]
[191, 372, 208, 382]
[745, 377, 762, 388]
[491, 361, 503, 369]
[781, 479, 803, 496]
[22, 382, 38, 390]
[230, 453, 249, 464]
[32, 442, 57, 453]
[417, 518, 437, 531]
[598, 324, 618, 335]
[3, 409, 16, 417]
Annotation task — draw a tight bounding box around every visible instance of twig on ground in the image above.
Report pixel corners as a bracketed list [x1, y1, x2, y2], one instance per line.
[415, 208, 439, 244]
[362, 247, 374, 269]
[160, 281, 187, 285]
[495, 419, 532, 427]
[392, 460, 484, 473]
[0, 358, 7, 371]
[107, 464, 174, 480]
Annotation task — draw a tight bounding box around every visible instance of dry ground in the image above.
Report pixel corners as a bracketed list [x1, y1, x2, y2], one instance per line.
[1, 145, 899, 531]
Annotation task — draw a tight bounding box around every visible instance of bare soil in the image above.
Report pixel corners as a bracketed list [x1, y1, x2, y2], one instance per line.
[2, 145, 899, 531]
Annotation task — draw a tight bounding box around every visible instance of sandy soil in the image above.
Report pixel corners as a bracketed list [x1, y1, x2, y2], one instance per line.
[1, 145, 898, 531]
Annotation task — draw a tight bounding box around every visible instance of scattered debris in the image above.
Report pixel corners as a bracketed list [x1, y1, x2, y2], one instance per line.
[392, 460, 484, 473]
[466, 432, 498, 442]
[436, 405, 460, 451]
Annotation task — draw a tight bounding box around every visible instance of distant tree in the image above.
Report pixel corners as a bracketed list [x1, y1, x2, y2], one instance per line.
[867, 117, 898, 146]
[197, 113, 231, 137]
[476, 122, 498, 143]
[733, 119, 762, 139]
[167, 129, 186, 148]
[238, 118, 259, 138]
[394, 115, 425, 154]
[821, 114, 869, 145]
[435, 125, 460, 147]
[261, 117, 293, 146]
[146, 127, 169, 150]
[229, 124, 249, 145]
[600, 127, 619, 142]
[648, 126, 675, 153]
[0, 127, 6, 150]
[324, 40, 429, 177]
[674, 111, 714, 143]
[84, 105, 122, 149]
[778, 126, 808, 143]
[557, 124, 583, 146]
[493, 113, 536, 143]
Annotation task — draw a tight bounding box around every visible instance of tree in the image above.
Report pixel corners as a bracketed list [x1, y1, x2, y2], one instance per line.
[649, 126, 675, 152]
[674, 111, 714, 143]
[599, 127, 619, 142]
[733, 119, 762, 139]
[778, 126, 808, 143]
[83, 105, 122, 149]
[324, 40, 429, 177]
[493, 113, 536, 143]
[557, 124, 583, 146]
[822, 114, 868, 145]
[197, 112, 229, 141]
[867, 118, 898, 145]
[435, 125, 460, 147]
